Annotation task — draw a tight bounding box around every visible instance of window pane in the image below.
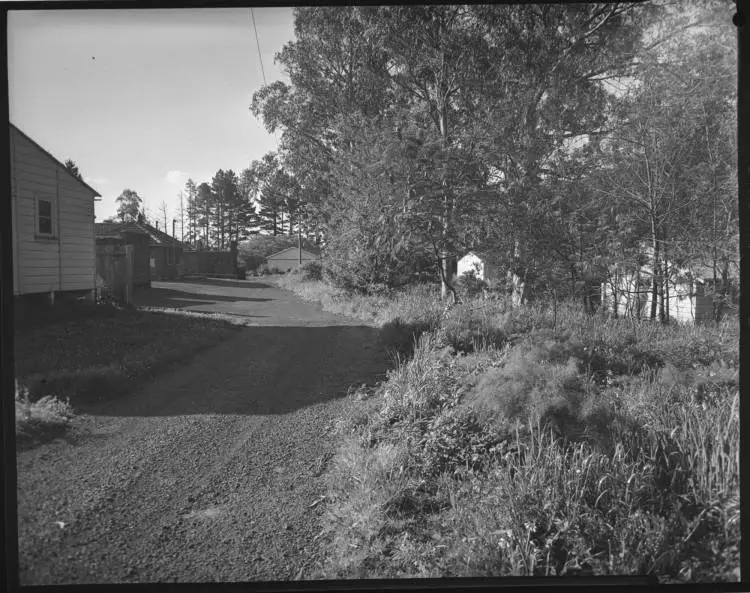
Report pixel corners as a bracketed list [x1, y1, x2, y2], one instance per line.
[38, 199, 52, 234]
[39, 218, 52, 234]
[38, 200, 52, 218]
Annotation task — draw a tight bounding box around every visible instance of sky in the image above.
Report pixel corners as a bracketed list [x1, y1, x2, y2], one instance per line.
[8, 7, 295, 226]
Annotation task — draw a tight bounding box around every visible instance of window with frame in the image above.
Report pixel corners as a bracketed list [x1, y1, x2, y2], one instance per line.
[37, 198, 53, 236]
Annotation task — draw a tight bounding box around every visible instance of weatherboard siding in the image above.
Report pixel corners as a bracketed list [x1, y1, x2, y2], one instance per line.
[11, 125, 97, 295]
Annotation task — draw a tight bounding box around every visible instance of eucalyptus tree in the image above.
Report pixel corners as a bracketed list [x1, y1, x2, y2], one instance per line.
[116, 189, 143, 223]
[251, 7, 393, 239]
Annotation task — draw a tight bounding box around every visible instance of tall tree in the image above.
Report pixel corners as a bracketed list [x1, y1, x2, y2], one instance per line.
[158, 200, 170, 234]
[251, 7, 393, 243]
[595, 1, 737, 321]
[238, 166, 261, 236]
[196, 182, 214, 249]
[116, 189, 143, 223]
[210, 169, 228, 249]
[184, 178, 199, 247]
[179, 191, 185, 243]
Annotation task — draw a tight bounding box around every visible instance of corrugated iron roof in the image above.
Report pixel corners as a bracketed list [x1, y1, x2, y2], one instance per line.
[95, 220, 184, 247]
[266, 245, 321, 259]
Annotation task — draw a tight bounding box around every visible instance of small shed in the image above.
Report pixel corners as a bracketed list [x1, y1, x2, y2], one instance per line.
[457, 251, 502, 283]
[266, 246, 320, 273]
[95, 221, 151, 288]
[10, 123, 101, 301]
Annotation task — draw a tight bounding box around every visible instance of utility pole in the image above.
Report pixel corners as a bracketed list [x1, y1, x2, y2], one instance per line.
[172, 219, 177, 275]
[298, 217, 302, 265]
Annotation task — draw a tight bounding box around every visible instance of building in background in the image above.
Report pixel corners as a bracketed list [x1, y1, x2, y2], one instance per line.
[264, 246, 320, 273]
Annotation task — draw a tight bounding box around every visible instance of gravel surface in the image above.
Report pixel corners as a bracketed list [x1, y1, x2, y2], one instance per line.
[17, 279, 391, 584]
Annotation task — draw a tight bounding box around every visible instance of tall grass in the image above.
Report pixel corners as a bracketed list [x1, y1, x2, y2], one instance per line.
[288, 272, 740, 582]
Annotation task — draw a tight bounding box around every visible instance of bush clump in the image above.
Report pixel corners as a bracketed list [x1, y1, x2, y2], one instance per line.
[314, 289, 739, 582]
[455, 271, 488, 300]
[300, 260, 323, 281]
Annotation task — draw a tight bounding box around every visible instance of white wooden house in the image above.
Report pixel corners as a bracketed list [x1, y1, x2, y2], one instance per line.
[10, 123, 101, 301]
[601, 259, 736, 324]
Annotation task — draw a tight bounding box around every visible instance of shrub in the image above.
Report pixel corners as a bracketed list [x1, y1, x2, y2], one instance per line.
[418, 408, 501, 477]
[317, 292, 740, 582]
[465, 333, 588, 431]
[301, 260, 323, 281]
[379, 318, 435, 359]
[455, 271, 488, 300]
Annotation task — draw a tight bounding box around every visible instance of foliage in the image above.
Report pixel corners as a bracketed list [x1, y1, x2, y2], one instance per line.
[298, 278, 739, 582]
[250, 3, 736, 316]
[300, 260, 323, 281]
[455, 271, 488, 300]
[115, 189, 143, 223]
[64, 159, 83, 182]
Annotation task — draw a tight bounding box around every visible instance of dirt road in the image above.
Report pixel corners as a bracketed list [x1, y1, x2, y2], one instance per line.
[16, 279, 390, 584]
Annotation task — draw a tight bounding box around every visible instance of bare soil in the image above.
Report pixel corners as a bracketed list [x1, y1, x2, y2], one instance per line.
[16, 279, 391, 584]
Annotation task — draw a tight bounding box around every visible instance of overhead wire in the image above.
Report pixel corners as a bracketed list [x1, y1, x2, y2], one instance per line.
[250, 7, 279, 150]
[251, 7, 301, 253]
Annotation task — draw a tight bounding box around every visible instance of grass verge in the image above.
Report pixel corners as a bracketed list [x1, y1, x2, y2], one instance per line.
[278, 275, 740, 582]
[14, 299, 241, 447]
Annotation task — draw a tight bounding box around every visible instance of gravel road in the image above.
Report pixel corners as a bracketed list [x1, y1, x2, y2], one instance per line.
[16, 279, 390, 584]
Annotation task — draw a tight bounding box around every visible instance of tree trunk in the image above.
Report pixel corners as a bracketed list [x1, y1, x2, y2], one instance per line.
[650, 218, 660, 321]
[634, 266, 642, 319]
[661, 231, 671, 323]
[437, 90, 455, 302]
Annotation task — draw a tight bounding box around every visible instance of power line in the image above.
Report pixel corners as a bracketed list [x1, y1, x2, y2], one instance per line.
[251, 7, 299, 257]
[250, 8, 268, 88]
[250, 8, 281, 151]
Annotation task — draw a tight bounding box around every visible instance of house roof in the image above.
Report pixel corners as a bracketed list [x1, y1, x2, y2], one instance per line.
[460, 250, 504, 265]
[266, 245, 321, 260]
[95, 221, 149, 239]
[613, 258, 738, 284]
[95, 220, 184, 247]
[10, 122, 102, 198]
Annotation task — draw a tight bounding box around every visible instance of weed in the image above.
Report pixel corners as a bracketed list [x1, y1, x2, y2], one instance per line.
[15, 379, 74, 446]
[314, 286, 739, 581]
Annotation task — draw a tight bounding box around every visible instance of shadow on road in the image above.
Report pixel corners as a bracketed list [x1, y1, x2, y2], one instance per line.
[162, 278, 274, 289]
[131, 287, 273, 309]
[78, 324, 391, 418]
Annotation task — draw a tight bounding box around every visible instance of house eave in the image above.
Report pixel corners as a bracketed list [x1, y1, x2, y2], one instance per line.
[10, 122, 102, 198]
